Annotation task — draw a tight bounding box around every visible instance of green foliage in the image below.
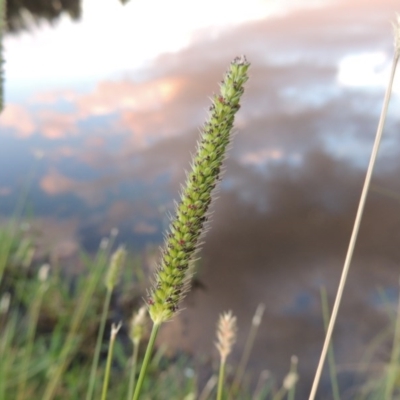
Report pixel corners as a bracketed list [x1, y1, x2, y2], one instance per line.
[0, 224, 199, 399]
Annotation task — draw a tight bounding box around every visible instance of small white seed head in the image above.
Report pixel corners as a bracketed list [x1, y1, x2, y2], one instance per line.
[283, 371, 299, 391]
[130, 305, 148, 344]
[111, 321, 122, 339]
[99, 238, 109, 250]
[110, 228, 119, 237]
[105, 246, 126, 291]
[0, 292, 11, 314]
[38, 263, 50, 282]
[215, 310, 237, 364]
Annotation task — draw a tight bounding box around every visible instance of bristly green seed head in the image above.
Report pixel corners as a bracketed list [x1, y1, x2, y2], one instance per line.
[148, 56, 250, 324]
[105, 245, 126, 292]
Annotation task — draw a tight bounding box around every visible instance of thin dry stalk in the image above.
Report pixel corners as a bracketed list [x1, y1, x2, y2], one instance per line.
[308, 18, 400, 400]
[230, 303, 265, 397]
[252, 370, 271, 400]
[198, 375, 218, 400]
[0, 0, 5, 113]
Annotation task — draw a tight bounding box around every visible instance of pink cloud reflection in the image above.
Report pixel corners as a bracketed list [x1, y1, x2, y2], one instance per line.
[76, 77, 184, 117]
[37, 110, 77, 139]
[240, 148, 285, 166]
[40, 169, 79, 195]
[40, 169, 104, 205]
[0, 104, 35, 137]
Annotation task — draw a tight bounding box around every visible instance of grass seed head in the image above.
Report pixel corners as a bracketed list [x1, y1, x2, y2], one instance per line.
[38, 263, 50, 283]
[130, 305, 148, 345]
[105, 245, 126, 292]
[0, 292, 10, 314]
[215, 310, 237, 364]
[147, 56, 250, 324]
[111, 321, 122, 340]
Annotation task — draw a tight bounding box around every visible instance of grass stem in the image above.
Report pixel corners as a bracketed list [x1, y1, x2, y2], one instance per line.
[101, 322, 121, 400]
[17, 279, 47, 400]
[308, 47, 400, 400]
[384, 278, 400, 399]
[86, 288, 113, 400]
[320, 287, 341, 400]
[230, 303, 265, 398]
[42, 246, 110, 400]
[217, 360, 226, 400]
[132, 322, 160, 400]
[127, 341, 140, 400]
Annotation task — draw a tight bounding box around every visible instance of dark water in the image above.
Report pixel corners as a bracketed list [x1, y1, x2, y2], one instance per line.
[2, 0, 400, 396]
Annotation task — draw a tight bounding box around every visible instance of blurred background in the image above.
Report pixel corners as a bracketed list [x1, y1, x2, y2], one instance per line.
[2, 0, 400, 396]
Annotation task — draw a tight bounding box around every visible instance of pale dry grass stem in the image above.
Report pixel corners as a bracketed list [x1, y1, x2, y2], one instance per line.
[0, 0, 5, 113]
[394, 14, 400, 55]
[320, 287, 340, 400]
[252, 370, 271, 400]
[309, 17, 400, 400]
[198, 375, 218, 400]
[230, 303, 265, 398]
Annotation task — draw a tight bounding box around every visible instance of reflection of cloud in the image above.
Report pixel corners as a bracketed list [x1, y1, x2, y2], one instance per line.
[5, 0, 335, 93]
[38, 110, 77, 139]
[0, 104, 78, 139]
[52, 146, 76, 158]
[84, 136, 105, 148]
[31, 89, 77, 104]
[40, 169, 78, 195]
[28, 217, 80, 268]
[240, 148, 284, 165]
[0, 104, 35, 137]
[40, 169, 105, 205]
[77, 78, 183, 116]
[133, 221, 158, 234]
[106, 201, 133, 225]
[13, 76, 187, 149]
[15, 0, 397, 159]
[0, 187, 11, 196]
[337, 52, 391, 89]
